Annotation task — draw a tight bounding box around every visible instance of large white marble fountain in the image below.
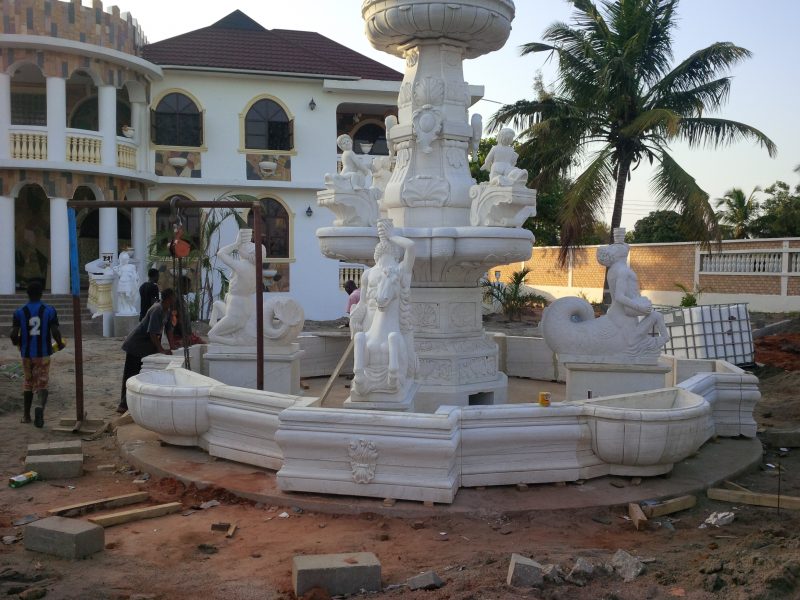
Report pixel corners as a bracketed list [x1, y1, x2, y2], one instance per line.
[125, 0, 759, 505]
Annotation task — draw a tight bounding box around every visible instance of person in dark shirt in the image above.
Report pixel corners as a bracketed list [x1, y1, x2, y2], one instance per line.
[10, 281, 65, 427]
[139, 268, 161, 321]
[118, 288, 176, 414]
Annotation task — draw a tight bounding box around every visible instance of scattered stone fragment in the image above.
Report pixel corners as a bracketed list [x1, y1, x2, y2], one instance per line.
[499, 523, 514, 535]
[611, 549, 646, 582]
[591, 515, 612, 525]
[18, 588, 47, 600]
[542, 564, 565, 584]
[96, 464, 116, 471]
[704, 574, 726, 592]
[2, 534, 20, 544]
[13, 514, 40, 526]
[610, 480, 625, 488]
[411, 521, 425, 530]
[506, 553, 544, 587]
[199, 500, 220, 510]
[197, 543, 218, 554]
[566, 557, 594, 585]
[382, 498, 396, 507]
[702, 512, 735, 528]
[292, 506, 304, 514]
[278, 512, 290, 518]
[437, 532, 449, 541]
[408, 571, 445, 591]
[630, 477, 642, 486]
[516, 483, 528, 491]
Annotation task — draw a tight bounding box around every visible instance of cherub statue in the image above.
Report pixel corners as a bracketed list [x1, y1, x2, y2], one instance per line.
[113, 251, 139, 316]
[481, 127, 528, 186]
[337, 134, 372, 190]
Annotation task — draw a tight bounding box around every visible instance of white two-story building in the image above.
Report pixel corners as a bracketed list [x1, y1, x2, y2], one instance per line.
[1, 2, 402, 320]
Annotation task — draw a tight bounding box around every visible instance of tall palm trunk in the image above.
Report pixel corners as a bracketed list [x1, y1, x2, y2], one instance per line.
[602, 156, 632, 305]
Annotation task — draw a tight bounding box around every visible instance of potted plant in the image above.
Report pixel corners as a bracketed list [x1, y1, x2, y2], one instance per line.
[121, 125, 135, 138]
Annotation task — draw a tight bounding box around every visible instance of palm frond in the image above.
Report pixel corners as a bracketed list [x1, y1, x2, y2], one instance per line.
[654, 77, 732, 115]
[619, 107, 681, 138]
[677, 117, 777, 157]
[651, 150, 720, 245]
[559, 146, 616, 263]
[650, 42, 752, 97]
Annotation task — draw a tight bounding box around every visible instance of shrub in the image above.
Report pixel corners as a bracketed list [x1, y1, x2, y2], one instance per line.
[482, 268, 548, 320]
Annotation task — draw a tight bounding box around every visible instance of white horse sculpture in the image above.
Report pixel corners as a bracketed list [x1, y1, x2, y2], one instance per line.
[350, 219, 415, 398]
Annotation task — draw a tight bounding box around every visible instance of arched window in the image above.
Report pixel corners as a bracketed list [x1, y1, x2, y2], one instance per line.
[247, 198, 289, 258]
[155, 197, 202, 248]
[245, 99, 293, 150]
[153, 93, 202, 147]
[10, 63, 46, 126]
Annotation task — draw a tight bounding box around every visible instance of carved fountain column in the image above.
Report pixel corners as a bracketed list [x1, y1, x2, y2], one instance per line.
[318, 0, 533, 411]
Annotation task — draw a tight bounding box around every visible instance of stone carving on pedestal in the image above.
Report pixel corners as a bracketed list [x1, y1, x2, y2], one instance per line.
[113, 251, 140, 316]
[348, 439, 378, 484]
[316, 134, 382, 227]
[347, 219, 417, 410]
[469, 128, 537, 227]
[208, 228, 304, 346]
[542, 228, 670, 365]
[85, 257, 115, 317]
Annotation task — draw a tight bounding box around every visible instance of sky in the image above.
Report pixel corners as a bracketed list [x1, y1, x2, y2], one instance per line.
[108, 0, 800, 231]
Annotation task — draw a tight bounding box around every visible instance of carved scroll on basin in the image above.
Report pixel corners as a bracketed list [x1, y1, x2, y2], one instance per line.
[316, 185, 380, 227]
[469, 183, 537, 227]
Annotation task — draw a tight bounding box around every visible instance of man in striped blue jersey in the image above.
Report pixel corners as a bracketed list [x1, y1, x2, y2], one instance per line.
[10, 281, 65, 428]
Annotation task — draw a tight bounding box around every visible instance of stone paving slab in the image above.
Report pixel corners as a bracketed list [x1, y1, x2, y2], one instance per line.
[24, 516, 104, 559]
[293, 552, 381, 597]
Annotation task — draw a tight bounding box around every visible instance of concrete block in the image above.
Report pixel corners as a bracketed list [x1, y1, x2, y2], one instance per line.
[507, 553, 544, 587]
[26, 440, 82, 456]
[24, 516, 104, 559]
[25, 454, 83, 479]
[292, 552, 381, 597]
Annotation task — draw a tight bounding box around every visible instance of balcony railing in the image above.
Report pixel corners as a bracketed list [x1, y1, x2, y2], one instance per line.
[66, 129, 103, 164]
[338, 262, 366, 289]
[116, 138, 137, 169]
[10, 126, 48, 160]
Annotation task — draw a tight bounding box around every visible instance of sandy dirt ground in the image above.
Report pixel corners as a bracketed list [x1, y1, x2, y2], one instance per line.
[0, 317, 800, 600]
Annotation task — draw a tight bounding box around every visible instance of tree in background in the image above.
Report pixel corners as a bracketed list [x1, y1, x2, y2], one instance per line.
[715, 186, 761, 239]
[489, 0, 776, 266]
[751, 181, 800, 238]
[626, 210, 693, 243]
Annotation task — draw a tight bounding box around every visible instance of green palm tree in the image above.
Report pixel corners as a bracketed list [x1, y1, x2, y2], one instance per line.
[715, 186, 761, 239]
[489, 0, 776, 262]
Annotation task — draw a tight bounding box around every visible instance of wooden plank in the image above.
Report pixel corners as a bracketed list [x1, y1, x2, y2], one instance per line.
[722, 480, 751, 493]
[226, 523, 238, 538]
[641, 495, 697, 519]
[319, 340, 354, 407]
[707, 488, 800, 510]
[628, 502, 648, 530]
[88, 502, 183, 527]
[48, 492, 149, 517]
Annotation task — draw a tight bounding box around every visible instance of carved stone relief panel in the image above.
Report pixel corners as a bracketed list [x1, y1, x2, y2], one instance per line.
[348, 439, 378, 484]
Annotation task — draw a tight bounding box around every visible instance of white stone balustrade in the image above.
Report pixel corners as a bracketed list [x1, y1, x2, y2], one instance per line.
[10, 128, 48, 160]
[66, 131, 102, 164]
[338, 263, 366, 289]
[116, 140, 137, 169]
[701, 251, 785, 273]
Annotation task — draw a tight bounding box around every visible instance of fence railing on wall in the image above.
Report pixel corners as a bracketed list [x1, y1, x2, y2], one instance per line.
[66, 131, 102, 164]
[700, 249, 800, 275]
[10, 128, 48, 160]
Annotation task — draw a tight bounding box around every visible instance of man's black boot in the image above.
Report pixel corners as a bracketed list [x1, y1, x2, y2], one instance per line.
[21, 391, 33, 423]
[33, 390, 48, 428]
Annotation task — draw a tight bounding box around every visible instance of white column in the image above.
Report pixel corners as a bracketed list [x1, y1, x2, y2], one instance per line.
[49, 197, 70, 294]
[132, 207, 147, 282]
[99, 207, 118, 262]
[98, 84, 118, 166]
[0, 73, 11, 160]
[131, 101, 144, 170]
[46, 76, 67, 162]
[0, 196, 15, 293]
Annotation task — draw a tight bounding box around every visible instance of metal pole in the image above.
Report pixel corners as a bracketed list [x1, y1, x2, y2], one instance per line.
[253, 202, 264, 391]
[67, 208, 84, 423]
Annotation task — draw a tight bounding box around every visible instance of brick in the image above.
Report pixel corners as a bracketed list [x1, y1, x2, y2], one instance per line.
[25, 454, 83, 479]
[26, 440, 82, 456]
[506, 553, 544, 587]
[24, 516, 104, 559]
[292, 553, 381, 597]
[408, 571, 444, 590]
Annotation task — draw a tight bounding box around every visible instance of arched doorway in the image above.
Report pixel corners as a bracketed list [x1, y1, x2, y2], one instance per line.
[15, 185, 50, 290]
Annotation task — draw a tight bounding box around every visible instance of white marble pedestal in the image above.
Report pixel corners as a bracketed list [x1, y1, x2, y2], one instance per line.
[205, 343, 305, 395]
[344, 381, 418, 412]
[114, 314, 139, 337]
[564, 360, 672, 401]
